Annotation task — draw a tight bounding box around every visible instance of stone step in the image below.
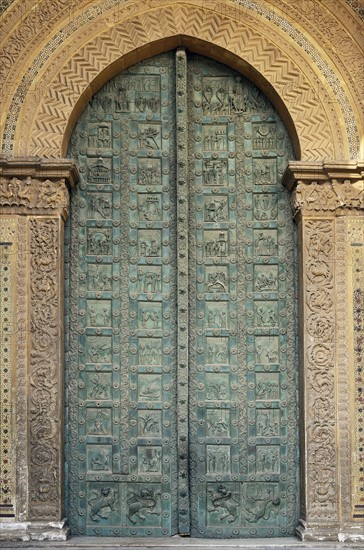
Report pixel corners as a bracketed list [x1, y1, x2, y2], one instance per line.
[1, 536, 362, 550]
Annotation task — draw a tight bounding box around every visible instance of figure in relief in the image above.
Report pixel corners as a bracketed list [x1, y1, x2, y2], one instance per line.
[89, 374, 109, 399]
[205, 232, 228, 257]
[139, 447, 161, 473]
[138, 413, 160, 436]
[206, 271, 228, 293]
[89, 410, 109, 435]
[138, 342, 162, 365]
[139, 126, 160, 149]
[207, 410, 230, 436]
[138, 160, 160, 185]
[88, 230, 111, 255]
[206, 380, 229, 400]
[138, 195, 161, 221]
[138, 270, 161, 292]
[256, 447, 279, 474]
[254, 232, 277, 256]
[253, 124, 276, 150]
[88, 487, 117, 521]
[89, 195, 111, 219]
[207, 447, 230, 473]
[256, 410, 279, 436]
[255, 270, 277, 291]
[91, 450, 109, 471]
[0, 177, 31, 206]
[208, 485, 239, 523]
[203, 159, 227, 186]
[139, 237, 161, 257]
[127, 488, 161, 524]
[244, 486, 280, 523]
[205, 197, 227, 222]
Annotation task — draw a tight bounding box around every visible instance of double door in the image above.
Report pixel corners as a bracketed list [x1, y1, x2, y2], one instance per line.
[66, 49, 298, 537]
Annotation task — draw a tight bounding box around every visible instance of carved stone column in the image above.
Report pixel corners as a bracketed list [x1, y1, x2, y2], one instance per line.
[0, 157, 78, 541]
[283, 161, 364, 542]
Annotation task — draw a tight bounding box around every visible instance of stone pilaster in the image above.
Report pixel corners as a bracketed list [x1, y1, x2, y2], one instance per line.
[0, 157, 78, 541]
[283, 161, 364, 543]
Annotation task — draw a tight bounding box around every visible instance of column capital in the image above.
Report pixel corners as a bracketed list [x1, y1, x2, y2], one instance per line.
[282, 161, 364, 219]
[0, 156, 79, 220]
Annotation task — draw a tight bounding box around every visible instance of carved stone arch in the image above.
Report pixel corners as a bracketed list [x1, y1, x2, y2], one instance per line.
[60, 37, 302, 161]
[2, 1, 360, 161]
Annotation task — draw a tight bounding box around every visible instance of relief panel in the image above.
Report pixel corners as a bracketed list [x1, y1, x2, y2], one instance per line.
[188, 54, 297, 538]
[67, 52, 177, 537]
[67, 50, 297, 538]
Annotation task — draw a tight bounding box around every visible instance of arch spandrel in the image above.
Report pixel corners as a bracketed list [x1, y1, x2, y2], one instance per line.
[4, 1, 360, 161]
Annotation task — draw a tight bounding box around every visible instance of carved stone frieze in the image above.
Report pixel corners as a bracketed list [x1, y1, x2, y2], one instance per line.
[0, 157, 78, 219]
[284, 161, 364, 218]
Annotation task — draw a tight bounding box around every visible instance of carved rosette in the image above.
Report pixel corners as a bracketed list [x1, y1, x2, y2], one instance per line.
[304, 219, 337, 519]
[284, 161, 364, 541]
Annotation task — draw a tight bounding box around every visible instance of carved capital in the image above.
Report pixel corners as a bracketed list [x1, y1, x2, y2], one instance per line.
[283, 161, 364, 219]
[0, 157, 79, 220]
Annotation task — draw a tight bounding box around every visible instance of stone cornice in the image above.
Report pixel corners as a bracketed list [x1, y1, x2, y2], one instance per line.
[283, 161, 364, 219]
[0, 157, 79, 220]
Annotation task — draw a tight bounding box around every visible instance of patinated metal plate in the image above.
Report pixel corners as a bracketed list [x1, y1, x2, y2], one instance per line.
[66, 50, 298, 538]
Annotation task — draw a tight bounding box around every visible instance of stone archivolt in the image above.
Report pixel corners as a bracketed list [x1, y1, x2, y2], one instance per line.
[0, 0, 362, 160]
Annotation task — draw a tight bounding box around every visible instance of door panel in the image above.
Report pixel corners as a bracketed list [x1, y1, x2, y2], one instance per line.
[66, 49, 298, 538]
[187, 55, 297, 537]
[67, 52, 178, 536]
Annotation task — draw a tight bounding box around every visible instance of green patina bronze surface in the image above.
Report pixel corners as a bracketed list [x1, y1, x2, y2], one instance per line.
[66, 50, 298, 538]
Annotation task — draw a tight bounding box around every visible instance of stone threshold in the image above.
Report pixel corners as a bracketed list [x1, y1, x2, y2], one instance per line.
[1, 536, 363, 550]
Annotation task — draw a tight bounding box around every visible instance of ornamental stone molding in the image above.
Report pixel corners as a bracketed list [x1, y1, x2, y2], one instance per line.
[283, 162, 364, 543]
[0, 157, 78, 219]
[0, 158, 78, 542]
[284, 161, 364, 218]
[0, 0, 363, 160]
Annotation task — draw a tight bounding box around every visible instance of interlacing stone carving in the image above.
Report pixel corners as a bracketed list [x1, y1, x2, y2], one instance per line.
[283, 160, 364, 541]
[0, 158, 76, 539]
[29, 218, 61, 517]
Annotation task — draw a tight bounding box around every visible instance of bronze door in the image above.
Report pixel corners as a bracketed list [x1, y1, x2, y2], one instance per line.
[66, 49, 298, 537]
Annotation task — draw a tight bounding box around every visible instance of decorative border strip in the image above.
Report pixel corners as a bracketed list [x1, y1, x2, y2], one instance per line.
[345, 0, 364, 20]
[335, 217, 352, 518]
[1, 0, 359, 159]
[28, 217, 61, 519]
[175, 47, 190, 534]
[16, 215, 28, 521]
[349, 218, 364, 514]
[303, 219, 338, 519]
[0, 218, 16, 519]
[234, 0, 359, 158]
